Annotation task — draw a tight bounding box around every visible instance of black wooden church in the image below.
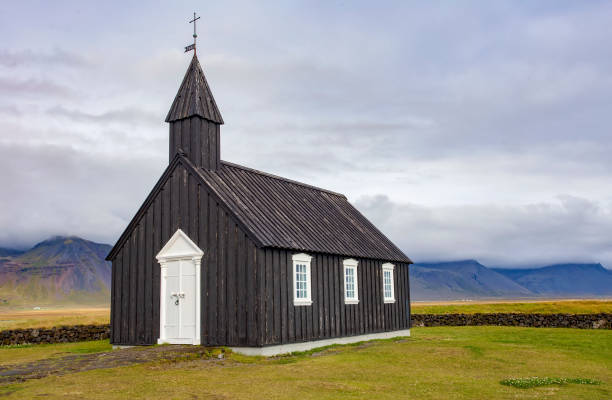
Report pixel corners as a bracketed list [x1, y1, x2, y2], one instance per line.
[107, 52, 412, 355]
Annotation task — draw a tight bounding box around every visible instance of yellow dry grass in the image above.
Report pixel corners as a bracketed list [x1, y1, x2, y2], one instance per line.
[0, 308, 109, 330]
[411, 299, 612, 315]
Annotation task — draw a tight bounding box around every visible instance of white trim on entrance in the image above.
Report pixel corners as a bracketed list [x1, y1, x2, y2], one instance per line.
[231, 329, 411, 356]
[156, 229, 203, 345]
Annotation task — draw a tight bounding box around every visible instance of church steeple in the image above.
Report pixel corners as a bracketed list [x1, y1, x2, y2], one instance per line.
[166, 55, 223, 170]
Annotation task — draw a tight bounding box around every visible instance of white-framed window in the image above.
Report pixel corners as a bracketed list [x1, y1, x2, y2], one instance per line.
[382, 263, 395, 303]
[343, 258, 359, 304]
[292, 253, 313, 306]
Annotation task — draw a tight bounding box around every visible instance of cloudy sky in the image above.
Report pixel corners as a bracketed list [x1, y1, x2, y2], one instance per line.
[1, 1, 611, 267]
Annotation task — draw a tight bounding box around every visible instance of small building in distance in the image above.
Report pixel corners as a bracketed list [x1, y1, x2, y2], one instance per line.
[107, 54, 412, 355]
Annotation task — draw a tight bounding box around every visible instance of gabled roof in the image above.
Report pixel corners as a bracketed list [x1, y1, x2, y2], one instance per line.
[106, 154, 412, 264]
[165, 55, 224, 124]
[195, 161, 412, 263]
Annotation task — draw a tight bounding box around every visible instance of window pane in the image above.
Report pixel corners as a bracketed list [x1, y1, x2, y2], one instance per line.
[296, 263, 308, 299]
[383, 270, 393, 299]
[345, 266, 357, 299]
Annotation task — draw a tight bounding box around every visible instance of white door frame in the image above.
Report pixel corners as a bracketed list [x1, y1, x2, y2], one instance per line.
[156, 229, 203, 345]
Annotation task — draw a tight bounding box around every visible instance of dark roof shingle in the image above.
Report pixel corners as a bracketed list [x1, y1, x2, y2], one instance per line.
[195, 161, 411, 263]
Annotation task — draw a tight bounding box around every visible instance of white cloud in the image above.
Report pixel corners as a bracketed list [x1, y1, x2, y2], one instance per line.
[355, 194, 612, 268]
[0, 1, 611, 267]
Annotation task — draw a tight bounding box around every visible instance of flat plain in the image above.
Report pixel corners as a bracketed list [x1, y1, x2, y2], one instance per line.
[0, 326, 609, 399]
[1, 300, 610, 331]
[411, 299, 612, 315]
[0, 307, 109, 330]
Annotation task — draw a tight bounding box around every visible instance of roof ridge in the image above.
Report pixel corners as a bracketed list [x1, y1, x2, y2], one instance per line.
[220, 161, 346, 198]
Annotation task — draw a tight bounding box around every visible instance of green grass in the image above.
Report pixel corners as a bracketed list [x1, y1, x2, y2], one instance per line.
[411, 300, 612, 315]
[0, 326, 610, 399]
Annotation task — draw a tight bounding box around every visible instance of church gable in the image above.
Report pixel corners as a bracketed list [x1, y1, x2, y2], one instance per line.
[106, 154, 261, 262]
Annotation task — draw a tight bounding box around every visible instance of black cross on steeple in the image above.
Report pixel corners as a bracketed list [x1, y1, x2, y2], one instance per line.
[185, 12, 200, 55]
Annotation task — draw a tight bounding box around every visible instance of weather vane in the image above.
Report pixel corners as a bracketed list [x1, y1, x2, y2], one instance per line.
[184, 12, 200, 55]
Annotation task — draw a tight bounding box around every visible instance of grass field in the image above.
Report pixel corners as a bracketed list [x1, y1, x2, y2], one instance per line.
[0, 300, 609, 331]
[411, 299, 612, 315]
[0, 326, 610, 399]
[0, 308, 109, 330]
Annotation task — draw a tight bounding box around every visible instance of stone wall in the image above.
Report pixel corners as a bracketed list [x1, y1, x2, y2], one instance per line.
[411, 313, 611, 329]
[0, 314, 609, 346]
[0, 325, 110, 346]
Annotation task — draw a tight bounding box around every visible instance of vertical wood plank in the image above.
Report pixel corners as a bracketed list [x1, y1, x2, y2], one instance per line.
[121, 248, 129, 342]
[153, 195, 162, 341]
[240, 238, 252, 346]
[169, 125, 175, 162]
[257, 248, 266, 346]
[327, 255, 333, 337]
[137, 222, 145, 343]
[280, 248, 288, 343]
[201, 120, 209, 169]
[227, 225, 239, 344]
[144, 210, 153, 344]
[311, 255, 319, 340]
[198, 187, 207, 343]
[273, 250, 281, 343]
[217, 209, 227, 344]
[286, 251, 294, 342]
[316, 254, 324, 339]
[171, 172, 179, 233]
[265, 249, 273, 344]
[128, 234, 137, 343]
[192, 117, 201, 166]
[180, 168, 188, 230]
[111, 257, 120, 343]
[175, 118, 182, 155]
[209, 123, 216, 170]
[207, 199, 218, 345]
[334, 256, 340, 337]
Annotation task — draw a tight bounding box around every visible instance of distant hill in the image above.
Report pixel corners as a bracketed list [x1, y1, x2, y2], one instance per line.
[0, 236, 111, 308]
[410, 260, 533, 300]
[0, 248, 24, 257]
[493, 264, 612, 297]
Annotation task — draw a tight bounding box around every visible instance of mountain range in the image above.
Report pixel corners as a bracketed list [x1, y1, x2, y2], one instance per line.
[0, 236, 111, 308]
[0, 236, 611, 306]
[412, 260, 612, 300]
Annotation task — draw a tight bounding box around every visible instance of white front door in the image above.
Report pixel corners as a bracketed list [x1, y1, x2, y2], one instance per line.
[156, 229, 203, 345]
[162, 259, 197, 343]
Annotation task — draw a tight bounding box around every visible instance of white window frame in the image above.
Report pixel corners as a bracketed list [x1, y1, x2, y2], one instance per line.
[343, 258, 359, 304]
[292, 253, 313, 306]
[382, 263, 396, 303]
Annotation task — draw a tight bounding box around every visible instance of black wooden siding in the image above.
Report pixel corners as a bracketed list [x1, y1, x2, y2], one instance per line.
[258, 248, 410, 345]
[110, 159, 411, 347]
[110, 162, 260, 346]
[169, 117, 220, 169]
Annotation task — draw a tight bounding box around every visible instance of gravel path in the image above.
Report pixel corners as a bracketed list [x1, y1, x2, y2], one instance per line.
[0, 345, 216, 384]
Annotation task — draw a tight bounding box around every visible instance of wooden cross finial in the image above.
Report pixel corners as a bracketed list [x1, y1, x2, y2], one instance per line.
[185, 12, 201, 55]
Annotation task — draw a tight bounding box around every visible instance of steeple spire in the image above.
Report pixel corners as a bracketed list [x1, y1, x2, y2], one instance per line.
[165, 55, 223, 124]
[166, 55, 223, 170]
